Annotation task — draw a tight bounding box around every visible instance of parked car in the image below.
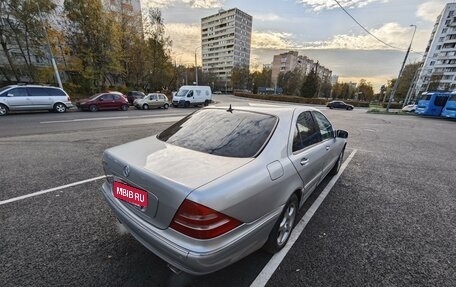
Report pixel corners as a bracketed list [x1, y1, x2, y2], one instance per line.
[172, 85, 212, 107]
[401, 104, 417, 112]
[126, 91, 146, 105]
[326, 101, 354, 110]
[0, 84, 73, 116]
[76, 92, 129, 112]
[134, 93, 169, 110]
[101, 105, 348, 275]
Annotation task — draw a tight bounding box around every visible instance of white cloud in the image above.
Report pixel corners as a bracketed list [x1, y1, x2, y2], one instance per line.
[251, 13, 281, 22]
[416, 0, 446, 22]
[142, 0, 176, 9]
[251, 31, 298, 50]
[295, 0, 388, 11]
[141, 0, 224, 9]
[182, 0, 224, 9]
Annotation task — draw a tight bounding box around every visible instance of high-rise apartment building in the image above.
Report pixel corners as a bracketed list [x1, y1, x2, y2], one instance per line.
[201, 8, 252, 81]
[271, 51, 332, 86]
[413, 3, 456, 98]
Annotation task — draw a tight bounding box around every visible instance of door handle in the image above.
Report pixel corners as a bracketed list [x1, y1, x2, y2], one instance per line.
[300, 158, 309, 166]
[326, 146, 330, 151]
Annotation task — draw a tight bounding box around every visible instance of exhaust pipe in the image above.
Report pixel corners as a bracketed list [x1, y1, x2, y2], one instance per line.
[167, 264, 183, 275]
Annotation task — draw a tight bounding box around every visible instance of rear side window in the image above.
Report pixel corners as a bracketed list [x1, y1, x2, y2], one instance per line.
[313, 111, 334, 141]
[113, 94, 121, 100]
[47, 88, 66, 96]
[101, 94, 113, 101]
[158, 109, 277, 158]
[434, 96, 448, 107]
[27, 87, 50, 97]
[292, 111, 320, 152]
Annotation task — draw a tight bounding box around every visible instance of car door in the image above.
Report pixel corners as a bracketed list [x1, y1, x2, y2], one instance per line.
[288, 111, 326, 196]
[149, 94, 159, 108]
[98, 94, 113, 110]
[4, 87, 32, 110]
[312, 111, 339, 178]
[27, 87, 52, 109]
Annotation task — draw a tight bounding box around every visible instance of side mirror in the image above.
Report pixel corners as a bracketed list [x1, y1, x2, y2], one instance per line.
[335, 130, 348, 139]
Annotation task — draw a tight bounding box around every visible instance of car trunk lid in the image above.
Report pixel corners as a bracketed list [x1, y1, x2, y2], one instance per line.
[103, 136, 252, 229]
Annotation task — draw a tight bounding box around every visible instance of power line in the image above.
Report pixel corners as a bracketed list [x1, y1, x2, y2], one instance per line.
[333, 0, 424, 56]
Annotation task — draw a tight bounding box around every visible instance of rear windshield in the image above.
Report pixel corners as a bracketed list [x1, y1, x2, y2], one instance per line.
[158, 109, 277, 158]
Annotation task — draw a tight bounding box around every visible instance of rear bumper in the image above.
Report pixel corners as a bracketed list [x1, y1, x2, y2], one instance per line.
[101, 181, 279, 275]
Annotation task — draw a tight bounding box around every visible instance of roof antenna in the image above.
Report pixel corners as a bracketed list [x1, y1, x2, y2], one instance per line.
[226, 104, 233, 113]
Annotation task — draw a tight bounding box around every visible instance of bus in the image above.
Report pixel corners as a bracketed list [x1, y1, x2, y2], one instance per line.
[415, 92, 451, 116]
[441, 93, 456, 118]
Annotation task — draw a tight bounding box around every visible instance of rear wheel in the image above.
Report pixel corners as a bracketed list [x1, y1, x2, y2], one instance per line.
[89, 105, 98, 112]
[163, 103, 169, 109]
[264, 194, 298, 253]
[120, 104, 129, 111]
[54, 103, 67, 113]
[142, 104, 149, 110]
[329, 148, 345, 176]
[0, 104, 8, 116]
[204, 100, 209, 106]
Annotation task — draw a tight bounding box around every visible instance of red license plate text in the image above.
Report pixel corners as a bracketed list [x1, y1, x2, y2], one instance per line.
[113, 181, 148, 207]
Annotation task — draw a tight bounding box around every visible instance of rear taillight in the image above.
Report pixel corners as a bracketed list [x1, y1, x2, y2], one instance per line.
[170, 199, 242, 239]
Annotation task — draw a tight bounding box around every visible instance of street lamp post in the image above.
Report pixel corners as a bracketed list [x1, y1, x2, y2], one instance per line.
[195, 46, 202, 85]
[386, 24, 417, 112]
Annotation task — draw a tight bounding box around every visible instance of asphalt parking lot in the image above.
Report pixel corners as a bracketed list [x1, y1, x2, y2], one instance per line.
[1, 95, 455, 286]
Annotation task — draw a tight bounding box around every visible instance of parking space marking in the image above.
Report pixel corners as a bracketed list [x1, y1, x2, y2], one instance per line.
[0, 175, 106, 206]
[250, 149, 358, 287]
[40, 113, 185, 124]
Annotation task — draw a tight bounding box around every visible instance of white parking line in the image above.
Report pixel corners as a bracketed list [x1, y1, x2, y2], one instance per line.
[0, 175, 106, 206]
[40, 113, 185, 124]
[250, 149, 358, 287]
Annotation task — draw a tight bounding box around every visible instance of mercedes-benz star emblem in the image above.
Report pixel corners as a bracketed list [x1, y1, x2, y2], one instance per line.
[123, 165, 130, 177]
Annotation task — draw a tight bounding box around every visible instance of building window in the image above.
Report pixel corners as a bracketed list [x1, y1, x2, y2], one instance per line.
[443, 28, 448, 33]
[430, 61, 435, 66]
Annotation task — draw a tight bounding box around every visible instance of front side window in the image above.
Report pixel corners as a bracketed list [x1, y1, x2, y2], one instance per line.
[101, 94, 113, 101]
[158, 109, 277, 158]
[177, 89, 188, 97]
[5, 87, 28, 97]
[151, 95, 158, 100]
[292, 111, 320, 152]
[313, 111, 334, 141]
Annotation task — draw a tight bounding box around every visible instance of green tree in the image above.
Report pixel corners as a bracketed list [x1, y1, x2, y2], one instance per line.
[300, 67, 318, 98]
[0, 0, 57, 82]
[231, 64, 249, 90]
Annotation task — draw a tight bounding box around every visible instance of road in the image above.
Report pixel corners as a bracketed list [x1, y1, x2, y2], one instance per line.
[1, 94, 455, 286]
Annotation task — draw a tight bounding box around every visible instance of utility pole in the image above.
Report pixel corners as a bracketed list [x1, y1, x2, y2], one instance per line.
[195, 46, 201, 85]
[386, 25, 417, 112]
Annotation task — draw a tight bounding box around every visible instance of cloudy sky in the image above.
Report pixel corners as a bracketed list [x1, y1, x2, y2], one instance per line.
[141, 0, 452, 91]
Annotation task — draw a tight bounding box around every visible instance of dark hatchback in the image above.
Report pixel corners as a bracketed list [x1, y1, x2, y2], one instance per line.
[76, 92, 129, 112]
[126, 91, 146, 105]
[326, 101, 354, 110]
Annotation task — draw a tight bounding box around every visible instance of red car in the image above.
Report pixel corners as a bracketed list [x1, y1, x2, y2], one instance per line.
[76, 92, 129, 112]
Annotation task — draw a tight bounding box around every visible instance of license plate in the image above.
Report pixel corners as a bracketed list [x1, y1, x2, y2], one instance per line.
[113, 181, 148, 208]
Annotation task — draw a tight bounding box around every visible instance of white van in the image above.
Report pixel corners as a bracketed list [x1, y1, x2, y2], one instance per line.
[172, 85, 212, 108]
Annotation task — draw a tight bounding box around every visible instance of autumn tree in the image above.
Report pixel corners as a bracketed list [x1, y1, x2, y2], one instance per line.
[231, 64, 249, 90]
[356, 79, 374, 101]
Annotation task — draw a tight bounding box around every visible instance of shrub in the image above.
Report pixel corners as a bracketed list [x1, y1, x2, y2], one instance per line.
[234, 92, 370, 107]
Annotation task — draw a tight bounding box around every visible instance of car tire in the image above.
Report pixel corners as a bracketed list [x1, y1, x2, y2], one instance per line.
[329, 106, 333, 109]
[0, 104, 8, 116]
[184, 101, 190, 108]
[163, 103, 169, 109]
[329, 148, 345, 176]
[121, 104, 129, 111]
[142, 104, 149, 110]
[54, 103, 67, 113]
[204, 100, 209, 106]
[264, 194, 298, 254]
[89, 105, 98, 112]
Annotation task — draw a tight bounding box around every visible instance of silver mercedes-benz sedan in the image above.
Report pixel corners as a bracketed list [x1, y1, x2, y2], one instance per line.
[101, 104, 348, 275]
